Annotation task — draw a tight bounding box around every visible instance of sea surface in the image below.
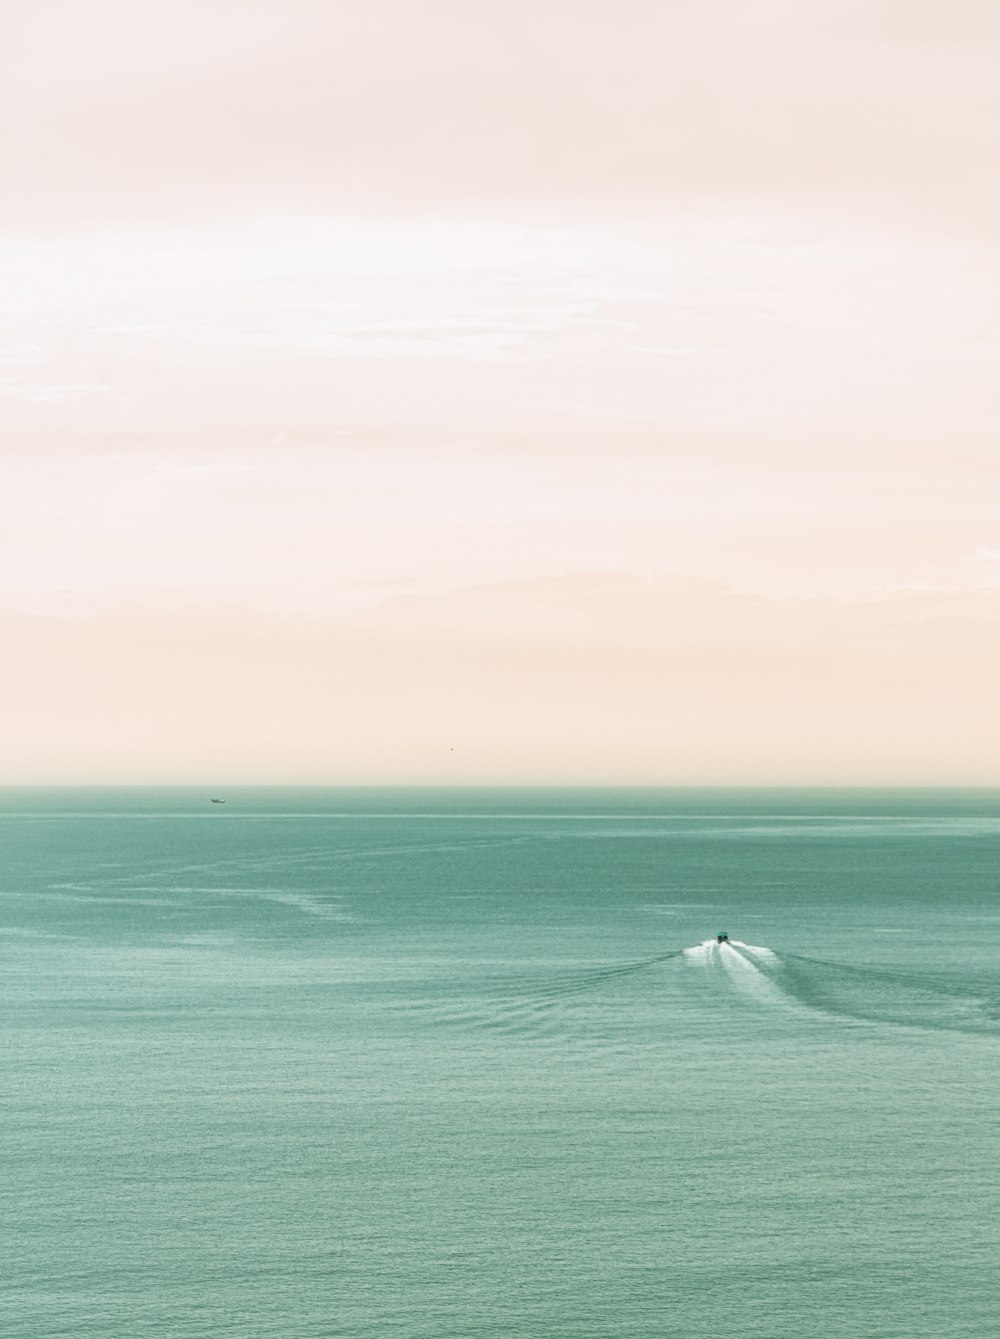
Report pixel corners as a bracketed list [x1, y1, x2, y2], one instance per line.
[3, 787, 999, 1338]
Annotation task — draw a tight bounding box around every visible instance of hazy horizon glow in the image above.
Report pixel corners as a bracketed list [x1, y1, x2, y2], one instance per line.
[3, 1, 999, 784]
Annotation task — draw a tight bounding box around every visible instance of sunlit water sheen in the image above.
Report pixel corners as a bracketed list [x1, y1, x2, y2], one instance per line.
[3, 788, 1000, 1338]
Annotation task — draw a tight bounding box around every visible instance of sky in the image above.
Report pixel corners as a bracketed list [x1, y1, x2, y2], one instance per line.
[2, 0, 999, 784]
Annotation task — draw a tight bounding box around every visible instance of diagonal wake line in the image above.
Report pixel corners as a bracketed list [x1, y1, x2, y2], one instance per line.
[393, 949, 688, 1034]
[511, 949, 687, 1002]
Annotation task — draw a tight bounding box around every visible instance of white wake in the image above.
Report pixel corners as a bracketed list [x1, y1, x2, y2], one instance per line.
[683, 938, 788, 1007]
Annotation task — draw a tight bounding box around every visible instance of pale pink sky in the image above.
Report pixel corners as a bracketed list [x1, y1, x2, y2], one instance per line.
[2, 1, 999, 783]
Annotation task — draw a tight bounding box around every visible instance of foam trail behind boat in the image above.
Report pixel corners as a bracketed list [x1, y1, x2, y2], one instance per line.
[717, 941, 789, 1008]
[683, 938, 792, 1010]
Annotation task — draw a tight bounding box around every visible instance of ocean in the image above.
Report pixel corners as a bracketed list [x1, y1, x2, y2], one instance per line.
[3, 787, 999, 1338]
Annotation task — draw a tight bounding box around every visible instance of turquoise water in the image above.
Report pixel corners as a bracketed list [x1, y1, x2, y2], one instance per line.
[3, 788, 1000, 1338]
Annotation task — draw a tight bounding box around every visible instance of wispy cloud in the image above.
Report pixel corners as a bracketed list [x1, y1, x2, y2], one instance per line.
[0, 380, 108, 402]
